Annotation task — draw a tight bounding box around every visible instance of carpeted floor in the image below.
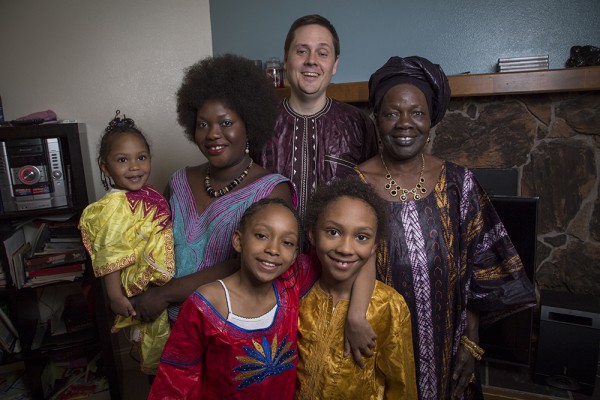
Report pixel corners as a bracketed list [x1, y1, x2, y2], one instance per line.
[482, 360, 599, 400]
[115, 354, 600, 399]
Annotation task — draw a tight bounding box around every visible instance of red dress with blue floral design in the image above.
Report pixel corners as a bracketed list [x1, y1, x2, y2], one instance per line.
[148, 255, 316, 399]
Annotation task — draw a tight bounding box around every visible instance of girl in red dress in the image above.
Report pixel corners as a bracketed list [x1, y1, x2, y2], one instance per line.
[149, 198, 316, 399]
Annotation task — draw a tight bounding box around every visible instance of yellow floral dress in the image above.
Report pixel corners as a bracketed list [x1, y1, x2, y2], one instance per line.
[79, 185, 174, 374]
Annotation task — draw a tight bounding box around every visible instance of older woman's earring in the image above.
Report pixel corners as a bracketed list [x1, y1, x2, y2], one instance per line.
[427, 137, 431, 143]
[245, 141, 250, 154]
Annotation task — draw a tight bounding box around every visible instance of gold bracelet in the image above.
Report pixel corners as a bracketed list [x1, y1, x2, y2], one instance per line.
[460, 335, 484, 360]
[461, 335, 484, 354]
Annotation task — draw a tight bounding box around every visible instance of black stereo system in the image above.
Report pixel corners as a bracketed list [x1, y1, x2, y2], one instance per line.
[0, 137, 68, 212]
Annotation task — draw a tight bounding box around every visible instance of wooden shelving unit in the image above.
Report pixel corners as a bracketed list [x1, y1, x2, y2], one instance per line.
[276, 66, 600, 102]
[0, 123, 121, 399]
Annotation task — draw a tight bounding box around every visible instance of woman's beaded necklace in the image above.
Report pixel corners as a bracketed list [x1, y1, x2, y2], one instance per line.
[205, 159, 253, 198]
[380, 152, 427, 201]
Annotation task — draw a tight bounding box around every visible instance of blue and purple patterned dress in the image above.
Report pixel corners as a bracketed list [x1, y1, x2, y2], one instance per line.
[168, 168, 293, 320]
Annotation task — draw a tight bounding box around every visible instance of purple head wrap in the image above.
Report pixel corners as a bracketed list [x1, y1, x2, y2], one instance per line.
[368, 56, 451, 126]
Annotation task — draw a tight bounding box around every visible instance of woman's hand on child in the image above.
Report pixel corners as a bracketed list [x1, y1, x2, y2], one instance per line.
[130, 286, 168, 322]
[344, 313, 377, 368]
[110, 296, 136, 318]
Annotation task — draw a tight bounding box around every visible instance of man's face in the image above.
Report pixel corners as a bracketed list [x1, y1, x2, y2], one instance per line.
[284, 24, 339, 101]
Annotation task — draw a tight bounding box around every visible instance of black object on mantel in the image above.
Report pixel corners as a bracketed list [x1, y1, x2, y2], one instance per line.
[566, 45, 600, 67]
[534, 289, 600, 396]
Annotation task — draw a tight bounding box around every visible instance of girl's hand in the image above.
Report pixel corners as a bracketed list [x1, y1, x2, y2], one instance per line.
[110, 295, 136, 318]
[344, 313, 377, 368]
[450, 343, 476, 399]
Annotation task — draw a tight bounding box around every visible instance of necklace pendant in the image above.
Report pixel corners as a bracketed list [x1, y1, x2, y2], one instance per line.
[380, 152, 428, 201]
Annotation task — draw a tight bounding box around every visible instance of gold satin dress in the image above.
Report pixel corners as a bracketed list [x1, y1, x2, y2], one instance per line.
[79, 186, 174, 374]
[297, 280, 418, 399]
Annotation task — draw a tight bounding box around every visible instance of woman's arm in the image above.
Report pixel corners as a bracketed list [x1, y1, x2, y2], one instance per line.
[451, 309, 480, 399]
[266, 181, 293, 205]
[344, 252, 377, 368]
[130, 257, 240, 322]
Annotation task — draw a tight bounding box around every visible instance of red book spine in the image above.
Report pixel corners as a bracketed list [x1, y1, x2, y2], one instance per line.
[25, 263, 85, 278]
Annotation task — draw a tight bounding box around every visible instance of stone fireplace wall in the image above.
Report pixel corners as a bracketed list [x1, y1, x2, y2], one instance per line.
[430, 91, 600, 296]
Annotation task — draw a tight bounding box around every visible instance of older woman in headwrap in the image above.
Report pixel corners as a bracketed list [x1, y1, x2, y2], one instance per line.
[356, 56, 535, 400]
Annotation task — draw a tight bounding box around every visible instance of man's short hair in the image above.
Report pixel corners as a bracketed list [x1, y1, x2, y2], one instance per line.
[284, 14, 340, 59]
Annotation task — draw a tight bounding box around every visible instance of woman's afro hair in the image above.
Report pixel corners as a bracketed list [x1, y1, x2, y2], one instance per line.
[176, 54, 279, 151]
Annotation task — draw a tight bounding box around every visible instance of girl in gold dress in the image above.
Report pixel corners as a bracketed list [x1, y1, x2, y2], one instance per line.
[79, 111, 174, 375]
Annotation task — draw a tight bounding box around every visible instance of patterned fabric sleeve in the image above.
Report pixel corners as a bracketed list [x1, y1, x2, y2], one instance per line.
[461, 169, 536, 314]
[150, 294, 206, 399]
[79, 192, 140, 277]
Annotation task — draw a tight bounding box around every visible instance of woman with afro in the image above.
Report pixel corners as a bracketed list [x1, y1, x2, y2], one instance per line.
[131, 54, 294, 322]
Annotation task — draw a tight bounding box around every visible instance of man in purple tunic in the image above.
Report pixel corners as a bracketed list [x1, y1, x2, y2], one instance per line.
[252, 14, 378, 217]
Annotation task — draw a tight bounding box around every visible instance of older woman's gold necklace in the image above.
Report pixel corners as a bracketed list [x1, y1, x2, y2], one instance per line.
[380, 153, 427, 201]
[205, 159, 253, 198]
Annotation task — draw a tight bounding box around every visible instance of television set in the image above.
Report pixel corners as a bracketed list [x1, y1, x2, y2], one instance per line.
[479, 195, 538, 366]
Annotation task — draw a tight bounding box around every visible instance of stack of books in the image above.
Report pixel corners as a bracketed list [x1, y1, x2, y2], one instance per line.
[23, 220, 86, 288]
[2, 217, 87, 289]
[497, 55, 549, 73]
[24, 249, 86, 288]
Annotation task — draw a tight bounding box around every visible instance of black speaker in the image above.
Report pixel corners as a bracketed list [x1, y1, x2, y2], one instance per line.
[534, 289, 600, 395]
[480, 196, 538, 365]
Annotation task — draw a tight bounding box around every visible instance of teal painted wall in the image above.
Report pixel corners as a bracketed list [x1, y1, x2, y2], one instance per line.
[209, 0, 600, 82]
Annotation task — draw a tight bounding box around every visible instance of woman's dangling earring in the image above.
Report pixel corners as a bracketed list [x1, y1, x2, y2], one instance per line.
[245, 140, 250, 154]
[427, 137, 431, 143]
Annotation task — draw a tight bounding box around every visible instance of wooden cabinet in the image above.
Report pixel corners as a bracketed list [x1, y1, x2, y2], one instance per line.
[0, 123, 120, 399]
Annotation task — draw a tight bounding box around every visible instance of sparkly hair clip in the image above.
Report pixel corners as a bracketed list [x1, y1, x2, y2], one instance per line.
[105, 109, 136, 133]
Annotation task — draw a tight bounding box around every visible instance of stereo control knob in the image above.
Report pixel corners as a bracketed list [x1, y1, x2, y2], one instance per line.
[18, 165, 41, 185]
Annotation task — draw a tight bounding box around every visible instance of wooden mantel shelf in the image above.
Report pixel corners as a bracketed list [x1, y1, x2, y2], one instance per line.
[276, 66, 600, 103]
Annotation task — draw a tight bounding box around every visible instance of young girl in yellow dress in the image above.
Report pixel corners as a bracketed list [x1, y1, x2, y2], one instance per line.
[79, 111, 174, 375]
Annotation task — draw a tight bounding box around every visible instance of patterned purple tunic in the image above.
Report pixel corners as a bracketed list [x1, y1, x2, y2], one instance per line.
[358, 161, 535, 400]
[253, 97, 378, 217]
